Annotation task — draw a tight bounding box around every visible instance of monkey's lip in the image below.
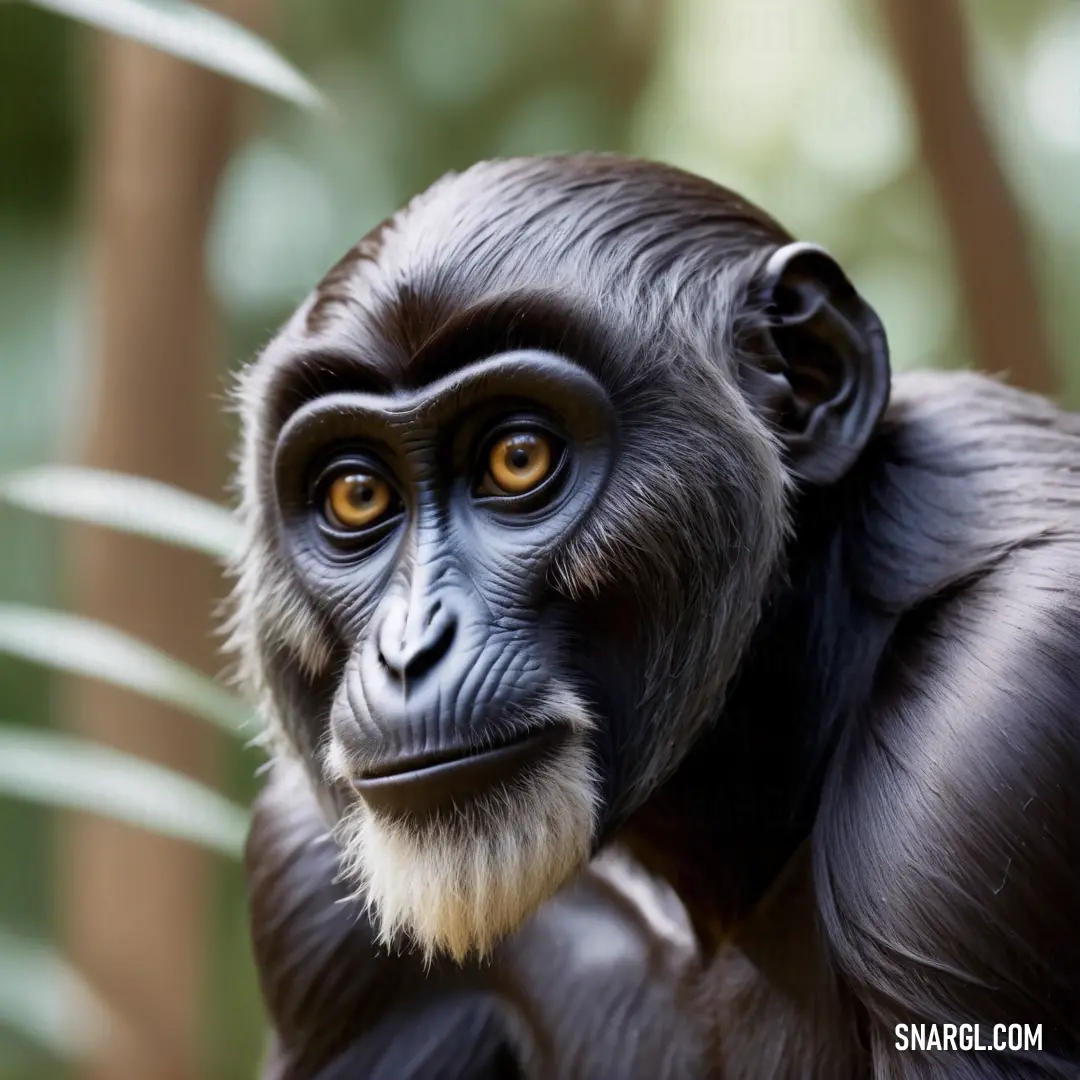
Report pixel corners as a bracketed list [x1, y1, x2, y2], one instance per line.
[352, 725, 566, 819]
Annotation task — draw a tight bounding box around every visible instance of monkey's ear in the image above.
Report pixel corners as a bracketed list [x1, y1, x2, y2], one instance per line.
[742, 242, 890, 486]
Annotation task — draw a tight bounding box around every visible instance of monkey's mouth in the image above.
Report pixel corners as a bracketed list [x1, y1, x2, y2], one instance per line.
[352, 725, 567, 820]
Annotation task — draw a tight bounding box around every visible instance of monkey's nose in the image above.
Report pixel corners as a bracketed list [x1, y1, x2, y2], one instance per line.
[376, 599, 456, 682]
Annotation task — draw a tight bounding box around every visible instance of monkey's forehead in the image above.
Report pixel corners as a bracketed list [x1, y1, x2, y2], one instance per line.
[249, 155, 787, 401]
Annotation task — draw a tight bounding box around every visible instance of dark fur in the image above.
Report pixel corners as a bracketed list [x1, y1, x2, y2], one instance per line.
[234, 155, 1080, 1078]
[629, 370, 1080, 1077]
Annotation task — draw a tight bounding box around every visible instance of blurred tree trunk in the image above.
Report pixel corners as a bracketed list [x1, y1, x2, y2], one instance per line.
[881, 0, 1058, 395]
[60, 4, 262, 1079]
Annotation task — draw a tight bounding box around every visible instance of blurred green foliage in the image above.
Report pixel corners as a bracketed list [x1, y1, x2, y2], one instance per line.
[0, 5, 80, 221]
[1, 0, 1078, 1077]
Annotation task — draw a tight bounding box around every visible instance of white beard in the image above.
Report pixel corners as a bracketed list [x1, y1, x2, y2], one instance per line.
[328, 685, 600, 963]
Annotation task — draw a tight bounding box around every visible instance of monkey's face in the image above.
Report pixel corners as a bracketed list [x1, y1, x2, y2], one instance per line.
[270, 350, 620, 959]
[232, 156, 886, 961]
[278, 349, 613, 805]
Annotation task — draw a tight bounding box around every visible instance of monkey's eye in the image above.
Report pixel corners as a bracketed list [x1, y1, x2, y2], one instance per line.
[323, 472, 393, 530]
[481, 431, 555, 496]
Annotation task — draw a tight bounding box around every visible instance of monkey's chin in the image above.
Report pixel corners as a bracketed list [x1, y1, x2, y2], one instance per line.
[334, 731, 600, 964]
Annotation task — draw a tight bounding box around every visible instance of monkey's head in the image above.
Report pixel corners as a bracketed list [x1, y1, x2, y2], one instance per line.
[229, 155, 889, 962]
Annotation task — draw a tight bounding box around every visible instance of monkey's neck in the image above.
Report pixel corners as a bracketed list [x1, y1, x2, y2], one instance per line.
[621, 794, 804, 953]
[620, 710, 824, 953]
[623, 476, 898, 953]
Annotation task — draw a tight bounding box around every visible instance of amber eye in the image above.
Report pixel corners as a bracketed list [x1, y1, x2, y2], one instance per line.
[485, 431, 554, 495]
[324, 473, 392, 530]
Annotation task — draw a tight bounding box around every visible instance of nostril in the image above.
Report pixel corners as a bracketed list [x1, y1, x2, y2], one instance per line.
[403, 614, 455, 681]
[424, 599, 442, 628]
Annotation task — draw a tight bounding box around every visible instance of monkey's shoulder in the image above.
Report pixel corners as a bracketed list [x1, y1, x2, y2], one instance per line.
[885, 370, 1080, 495]
[873, 371, 1080, 721]
[850, 370, 1080, 617]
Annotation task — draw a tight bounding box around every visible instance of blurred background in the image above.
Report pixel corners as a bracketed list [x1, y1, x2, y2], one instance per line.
[0, 0, 1077, 1077]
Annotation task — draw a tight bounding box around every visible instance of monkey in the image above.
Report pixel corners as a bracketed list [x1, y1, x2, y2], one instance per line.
[231, 154, 1080, 1078]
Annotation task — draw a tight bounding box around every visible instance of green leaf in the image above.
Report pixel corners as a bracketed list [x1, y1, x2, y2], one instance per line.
[0, 726, 248, 857]
[0, 465, 242, 562]
[0, 605, 250, 736]
[19, 0, 324, 109]
[0, 928, 119, 1059]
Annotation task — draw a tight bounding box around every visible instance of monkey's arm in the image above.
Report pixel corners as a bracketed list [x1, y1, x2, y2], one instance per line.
[245, 758, 527, 1080]
[817, 547, 1080, 1077]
